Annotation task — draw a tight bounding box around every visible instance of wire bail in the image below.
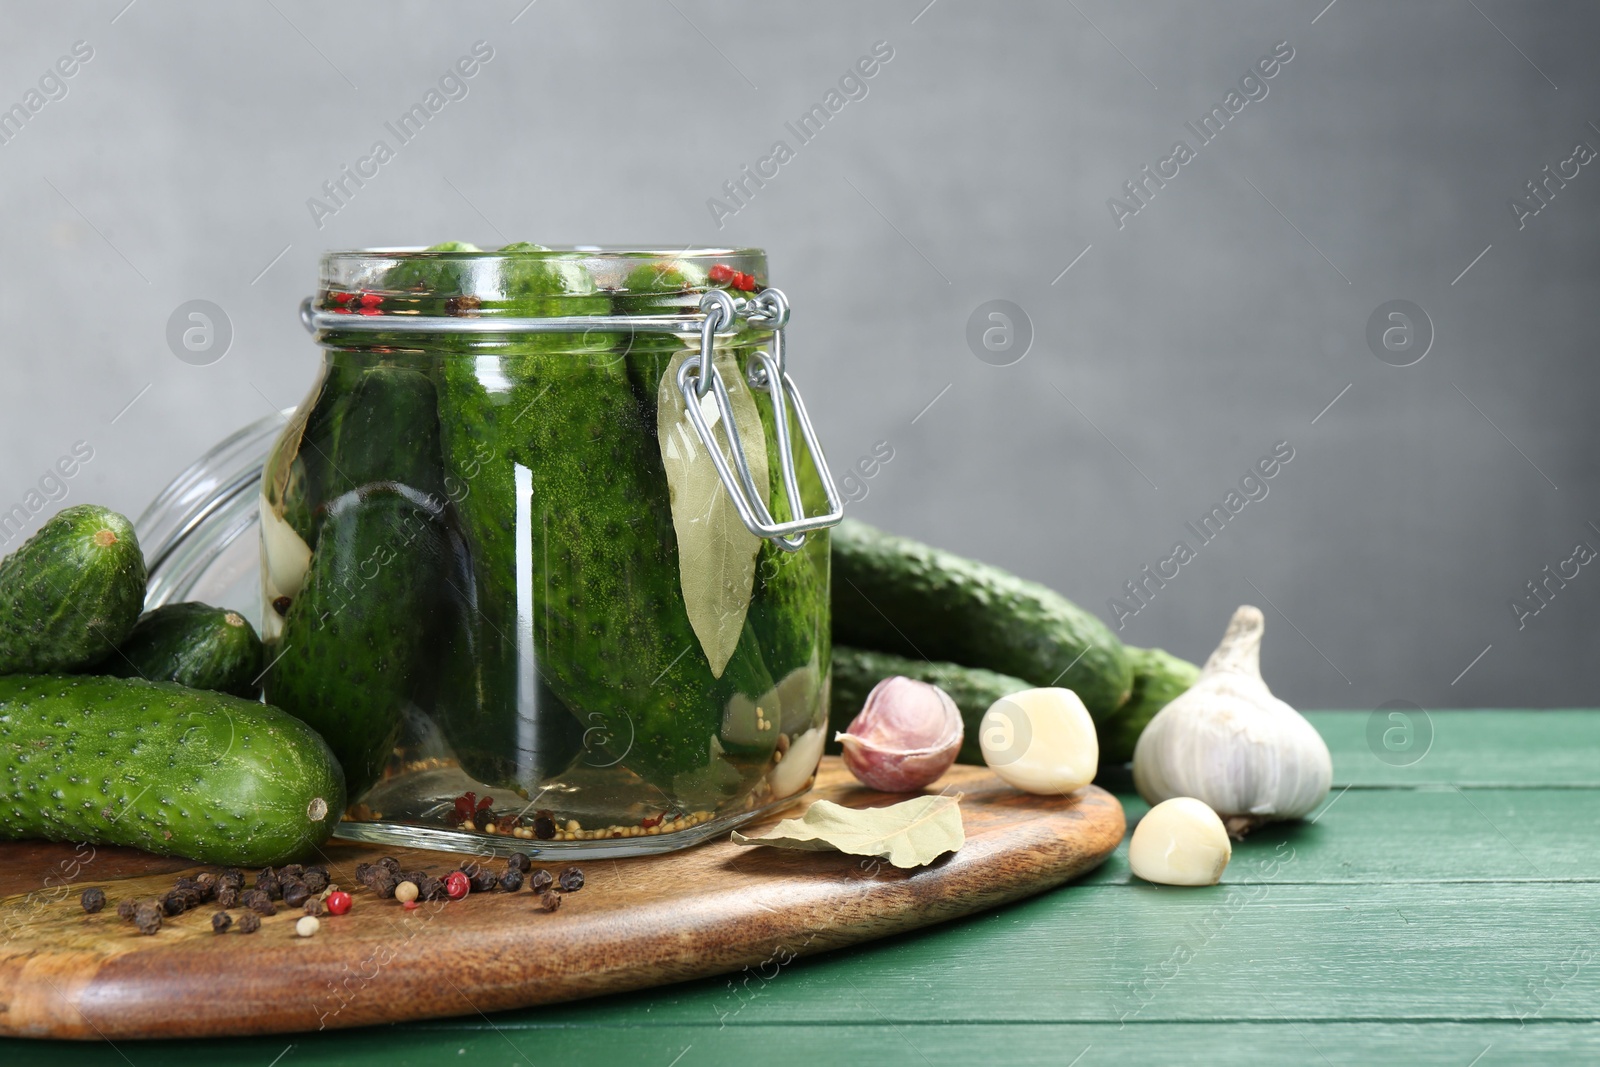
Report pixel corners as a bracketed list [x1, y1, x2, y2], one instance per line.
[673, 287, 842, 551]
[299, 285, 843, 550]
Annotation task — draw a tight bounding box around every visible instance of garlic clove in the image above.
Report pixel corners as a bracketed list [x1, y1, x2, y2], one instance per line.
[769, 724, 826, 799]
[1129, 797, 1232, 886]
[1132, 605, 1332, 835]
[979, 687, 1098, 795]
[835, 676, 963, 792]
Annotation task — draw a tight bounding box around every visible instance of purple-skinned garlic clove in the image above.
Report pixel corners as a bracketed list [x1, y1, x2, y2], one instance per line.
[835, 676, 964, 792]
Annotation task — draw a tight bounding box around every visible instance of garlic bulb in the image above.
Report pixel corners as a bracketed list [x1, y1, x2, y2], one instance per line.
[1132, 605, 1331, 836]
[836, 676, 963, 792]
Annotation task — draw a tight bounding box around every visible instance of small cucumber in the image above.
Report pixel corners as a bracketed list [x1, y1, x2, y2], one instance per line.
[831, 519, 1133, 718]
[827, 646, 1030, 767]
[1098, 646, 1200, 764]
[0, 505, 146, 673]
[102, 602, 264, 699]
[0, 675, 345, 866]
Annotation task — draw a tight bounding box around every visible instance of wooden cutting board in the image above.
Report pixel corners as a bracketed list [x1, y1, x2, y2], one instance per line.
[0, 759, 1124, 1040]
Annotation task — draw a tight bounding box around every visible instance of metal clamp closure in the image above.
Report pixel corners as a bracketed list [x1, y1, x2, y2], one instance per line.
[675, 289, 841, 551]
[298, 286, 842, 550]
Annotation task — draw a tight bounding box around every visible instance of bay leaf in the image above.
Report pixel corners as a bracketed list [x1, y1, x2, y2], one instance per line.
[657, 346, 770, 678]
[731, 793, 965, 869]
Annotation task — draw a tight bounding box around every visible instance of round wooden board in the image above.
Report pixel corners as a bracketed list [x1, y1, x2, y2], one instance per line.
[0, 759, 1124, 1040]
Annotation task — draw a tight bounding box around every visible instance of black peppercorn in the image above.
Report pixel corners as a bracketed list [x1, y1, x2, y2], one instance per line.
[303, 867, 330, 893]
[371, 869, 398, 898]
[470, 867, 498, 894]
[354, 862, 375, 885]
[537, 890, 562, 913]
[303, 895, 327, 917]
[418, 876, 448, 902]
[499, 868, 524, 893]
[378, 856, 402, 874]
[557, 866, 584, 893]
[532, 811, 557, 840]
[242, 889, 276, 916]
[506, 852, 532, 873]
[237, 911, 261, 934]
[133, 902, 162, 935]
[528, 869, 554, 894]
[116, 898, 137, 922]
[212, 911, 232, 934]
[280, 864, 305, 880]
[256, 869, 282, 900]
[216, 885, 240, 909]
[282, 881, 311, 909]
[80, 887, 106, 914]
[160, 892, 187, 917]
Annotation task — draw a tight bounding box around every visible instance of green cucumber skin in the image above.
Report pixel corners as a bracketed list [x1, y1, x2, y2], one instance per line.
[749, 384, 831, 736]
[1098, 646, 1200, 764]
[0, 675, 344, 866]
[830, 519, 1133, 719]
[435, 335, 752, 790]
[266, 364, 455, 797]
[266, 489, 450, 798]
[103, 602, 264, 699]
[827, 646, 1030, 767]
[0, 505, 146, 674]
[322, 366, 449, 504]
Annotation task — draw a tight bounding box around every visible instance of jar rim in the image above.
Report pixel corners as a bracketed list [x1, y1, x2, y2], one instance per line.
[321, 245, 764, 261]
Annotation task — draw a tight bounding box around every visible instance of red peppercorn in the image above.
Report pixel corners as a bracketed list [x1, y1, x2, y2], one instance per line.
[734, 272, 756, 291]
[358, 292, 382, 308]
[326, 891, 352, 916]
[444, 871, 471, 900]
[708, 264, 735, 284]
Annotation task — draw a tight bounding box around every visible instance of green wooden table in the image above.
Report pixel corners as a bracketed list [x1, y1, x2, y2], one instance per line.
[6, 711, 1598, 1066]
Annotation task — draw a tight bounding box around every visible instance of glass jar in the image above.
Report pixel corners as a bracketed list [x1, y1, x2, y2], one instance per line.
[258, 246, 841, 856]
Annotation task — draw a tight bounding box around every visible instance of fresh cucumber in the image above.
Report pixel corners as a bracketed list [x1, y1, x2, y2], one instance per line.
[0, 505, 146, 674]
[830, 519, 1133, 718]
[826, 646, 1030, 766]
[0, 674, 344, 866]
[1098, 646, 1200, 764]
[102, 602, 263, 698]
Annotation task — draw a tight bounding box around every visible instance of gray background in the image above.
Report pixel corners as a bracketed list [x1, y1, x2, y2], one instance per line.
[0, 0, 1594, 712]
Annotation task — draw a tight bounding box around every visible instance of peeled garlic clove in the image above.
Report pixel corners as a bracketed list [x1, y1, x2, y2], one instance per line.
[835, 676, 963, 792]
[979, 687, 1098, 794]
[1129, 797, 1232, 886]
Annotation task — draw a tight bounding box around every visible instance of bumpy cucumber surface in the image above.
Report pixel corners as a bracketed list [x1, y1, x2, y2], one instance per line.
[0, 505, 146, 674]
[266, 488, 450, 798]
[0, 675, 344, 866]
[103, 601, 264, 698]
[1098, 646, 1200, 764]
[436, 336, 768, 793]
[827, 646, 1030, 767]
[830, 519, 1133, 718]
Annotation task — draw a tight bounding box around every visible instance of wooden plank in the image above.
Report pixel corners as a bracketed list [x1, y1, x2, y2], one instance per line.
[1080, 787, 1600, 885]
[0, 761, 1123, 1039]
[4, 1021, 1598, 1066]
[514, 880, 1600, 1026]
[1306, 710, 1600, 787]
